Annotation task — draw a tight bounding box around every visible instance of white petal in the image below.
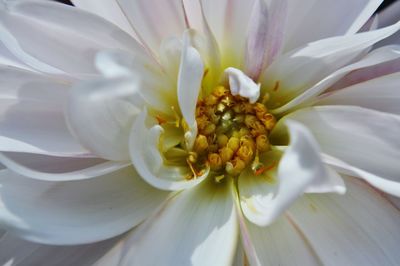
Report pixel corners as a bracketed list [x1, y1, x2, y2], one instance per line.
[245, 0, 287, 80]
[283, 0, 384, 51]
[0, 152, 129, 181]
[239, 215, 320, 266]
[0, 67, 90, 157]
[376, 1, 400, 47]
[225, 67, 260, 104]
[71, 0, 138, 38]
[240, 121, 345, 226]
[0, 0, 142, 77]
[317, 72, 400, 115]
[117, 0, 186, 55]
[129, 109, 209, 191]
[0, 42, 31, 71]
[282, 106, 400, 196]
[97, 178, 238, 266]
[0, 232, 119, 266]
[261, 22, 400, 110]
[178, 34, 204, 149]
[96, 49, 176, 115]
[201, 0, 255, 68]
[273, 45, 400, 115]
[66, 76, 142, 161]
[288, 176, 400, 265]
[0, 167, 169, 245]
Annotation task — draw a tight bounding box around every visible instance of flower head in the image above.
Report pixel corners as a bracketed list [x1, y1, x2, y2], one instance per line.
[1, 0, 400, 265]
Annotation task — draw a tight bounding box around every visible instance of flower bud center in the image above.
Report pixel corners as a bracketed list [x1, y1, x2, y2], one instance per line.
[189, 85, 276, 181]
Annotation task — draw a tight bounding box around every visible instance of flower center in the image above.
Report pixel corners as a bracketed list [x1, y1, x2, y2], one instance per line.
[188, 85, 276, 180]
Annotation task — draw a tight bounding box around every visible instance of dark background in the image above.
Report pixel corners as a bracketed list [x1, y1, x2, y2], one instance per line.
[54, 0, 398, 12]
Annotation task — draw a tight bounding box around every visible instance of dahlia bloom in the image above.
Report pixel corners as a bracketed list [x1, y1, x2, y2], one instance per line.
[1, 0, 400, 265]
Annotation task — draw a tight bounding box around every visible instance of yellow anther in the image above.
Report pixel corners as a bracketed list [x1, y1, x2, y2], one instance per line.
[260, 113, 276, 130]
[226, 158, 246, 176]
[253, 103, 268, 117]
[220, 147, 234, 163]
[217, 134, 229, 148]
[212, 86, 229, 98]
[208, 153, 223, 170]
[240, 135, 256, 150]
[205, 94, 219, 106]
[194, 135, 208, 153]
[197, 115, 209, 131]
[256, 134, 270, 152]
[227, 137, 240, 152]
[237, 145, 254, 164]
[216, 102, 227, 113]
[202, 123, 216, 135]
[250, 121, 267, 137]
[244, 115, 258, 128]
[238, 128, 250, 137]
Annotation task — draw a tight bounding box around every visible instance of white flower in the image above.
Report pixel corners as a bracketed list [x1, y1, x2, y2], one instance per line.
[1, 0, 400, 265]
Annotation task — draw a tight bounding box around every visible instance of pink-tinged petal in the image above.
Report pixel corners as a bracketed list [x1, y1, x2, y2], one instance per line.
[0, 66, 90, 157]
[283, 0, 383, 52]
[0, 0, 143, 78]
[201, 0, 255, 68]
[317, 72, 400, 115]
[288, 177, 400, 265]
[96, 178, 238, 266]
[178, 33, 204, 149]
[0, 167, 170, 245]
[0, 233, 119, 266]
[239, 121, 345, 226]
[261, 22, 400, 112]
[129, 109, 209, 191]
[329, 49, 400, 91]
[66, 76, 142, 161]
[117, 0, 186, 55]
[273, 45, 400, 115]
[282, 106, 400, 196]
[0, 152, 129, 181]
[245, 0, 288, 80]
[70, 0, 138, 39]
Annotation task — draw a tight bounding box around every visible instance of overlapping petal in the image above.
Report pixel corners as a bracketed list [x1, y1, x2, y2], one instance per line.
[0, 0, 143, 78]
[281, 106, 400, 196]
[287, 177, 400, 265]
[96, 178, 238, 266]
[239, 120, 345, 226]
[0, 167, 169, 245]
[0, 66, 90, 157]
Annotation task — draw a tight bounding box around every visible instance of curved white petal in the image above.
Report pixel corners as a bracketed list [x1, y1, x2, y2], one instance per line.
[261, 22, 400, 110]
[0, 42, 31, 71]
[288, 177, 400, 265]
[129, 109, 209, 191]
[317, 72, 400, 115]
[0, 152, 129, 181]
[117, 0, 186, 55]
[0, 66, 90, 157]
[0, 167, 169, 245]
[376, 1, 400, 47]
[70, 0, 138, 38]
[239, 215, 320, 266]
[0, 232, 119, 266]
[178, 34, 204, 149]
[0, 0, 142, 77]
[282, 106, 400, 196]
[201, 0, 255, 68]
[273, 45, 400, 115]
[283, 0, 384, 52]
[239, 121, 345, 226]
[66, 76, 142, 161]
[96, 178, 238, 266]
[225, 67, 261, 104]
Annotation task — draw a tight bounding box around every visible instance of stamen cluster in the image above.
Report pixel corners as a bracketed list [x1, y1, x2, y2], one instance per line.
[189, 86, 276, 179]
